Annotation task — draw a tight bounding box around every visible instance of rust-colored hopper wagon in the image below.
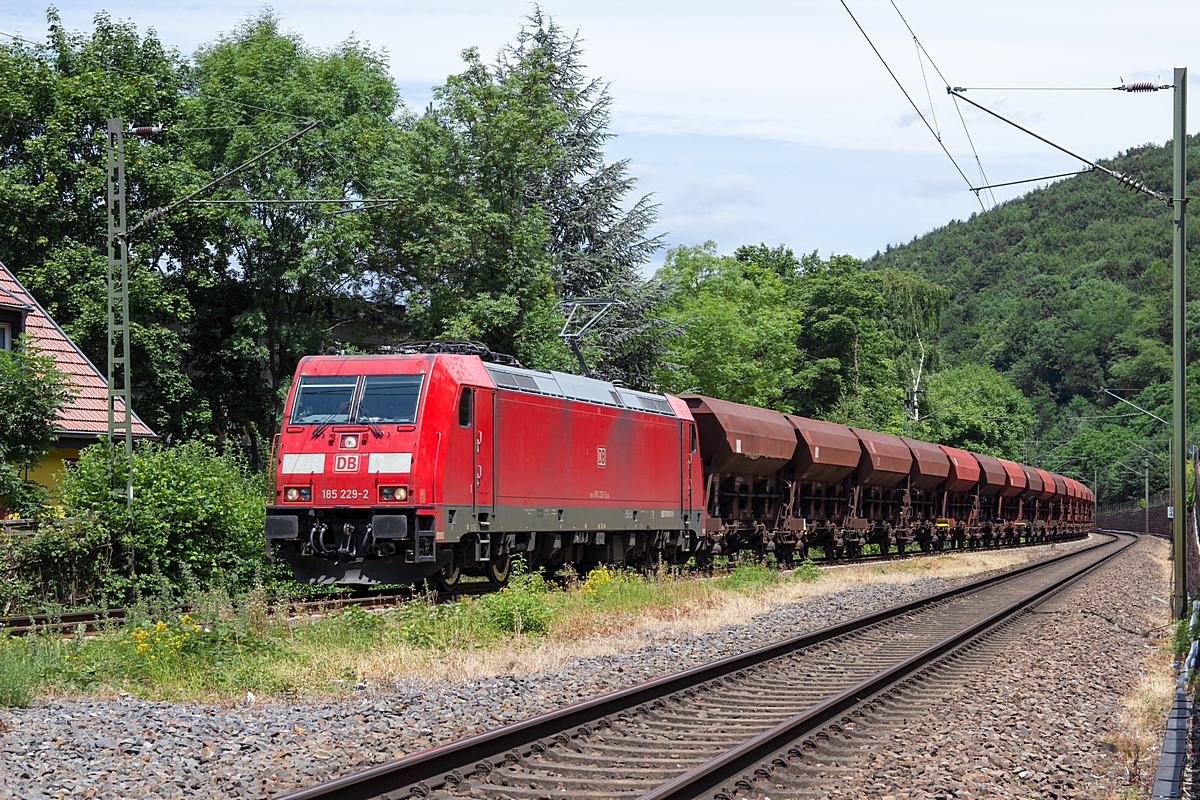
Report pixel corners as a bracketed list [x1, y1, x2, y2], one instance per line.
[969, 453, 1009, 546]
[1051, 474, 1070, 537]
[995, 459, 1028, 544]
[1031, 468, 1057, 538]
[683, 395, 796, 556]
[1019, 466, 1045, 539]
[901, 438, 951, 552]
[938, 445, 981, 549]
[782, 415, 862, 560]
[847, 428, 913, 557]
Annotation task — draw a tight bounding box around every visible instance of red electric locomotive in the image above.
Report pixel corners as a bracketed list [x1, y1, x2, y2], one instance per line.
[265, 353, 705, 585]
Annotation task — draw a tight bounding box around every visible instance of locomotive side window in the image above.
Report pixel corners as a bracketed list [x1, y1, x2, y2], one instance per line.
[356, 374, 424, 424]
[458, 387, 473, 428]
[689, 424, 697, 453]
[290, 375, 357, 424]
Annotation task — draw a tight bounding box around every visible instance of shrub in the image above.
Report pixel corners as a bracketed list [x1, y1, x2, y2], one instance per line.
[718, 552, 784, 591]
[0, 463, 51, 520]
[580, 564, 643, 599]
[2, 517, 117, 613]
[392, 595, 496, 649]
[794, 559, 824, 582]
[59, 440, 267, 602]
[478, 558, 553, 635]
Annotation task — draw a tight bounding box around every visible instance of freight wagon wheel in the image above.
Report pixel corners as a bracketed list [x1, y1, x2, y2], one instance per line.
[485, 555, 512, 587]
[436, 559, 462, 592]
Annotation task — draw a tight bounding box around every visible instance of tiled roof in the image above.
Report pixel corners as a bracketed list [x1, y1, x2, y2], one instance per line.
[0, 284, 29, 311]
[0, 261, 155, 439]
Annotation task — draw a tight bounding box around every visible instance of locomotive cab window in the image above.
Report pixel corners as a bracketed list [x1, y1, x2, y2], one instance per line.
[689, 424, 697, 453]
[356, 374, 424, 424]
[458, 387, 473, 427]
[290, 375, 358, 424]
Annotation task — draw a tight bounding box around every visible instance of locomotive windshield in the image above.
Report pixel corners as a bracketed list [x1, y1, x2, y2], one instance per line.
[289, 373, 425, 425]
[355, 374, 424, 424]
[290, 376, 357, 424]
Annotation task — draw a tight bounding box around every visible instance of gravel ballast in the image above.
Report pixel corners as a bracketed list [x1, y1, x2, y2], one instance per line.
[750, 533, 1173, 799]
[0, 537, 1137, 800]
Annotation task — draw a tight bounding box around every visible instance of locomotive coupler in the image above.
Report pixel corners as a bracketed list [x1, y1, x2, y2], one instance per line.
[339, 523, 357, 557]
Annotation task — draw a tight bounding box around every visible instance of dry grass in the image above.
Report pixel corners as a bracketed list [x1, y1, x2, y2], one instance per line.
[356, 539, 1096, 687]
[1107, 651, 1177, 795]
[1103, 536, 1176, 799]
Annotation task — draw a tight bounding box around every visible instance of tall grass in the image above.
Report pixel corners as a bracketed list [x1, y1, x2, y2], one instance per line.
[10, 554, 832, 703]
[0, 636, 40, 707]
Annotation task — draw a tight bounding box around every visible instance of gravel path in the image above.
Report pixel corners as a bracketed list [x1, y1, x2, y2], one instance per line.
[0, 538, 1110, 800]
[747, 533, 1172, 799]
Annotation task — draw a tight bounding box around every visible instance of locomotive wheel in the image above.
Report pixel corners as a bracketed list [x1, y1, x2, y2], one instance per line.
[485, 555, 512, 586]
[436, 558, 463, 591]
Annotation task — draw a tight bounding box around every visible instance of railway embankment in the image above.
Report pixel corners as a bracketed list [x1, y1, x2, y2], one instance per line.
[0, 536, 1157, 799]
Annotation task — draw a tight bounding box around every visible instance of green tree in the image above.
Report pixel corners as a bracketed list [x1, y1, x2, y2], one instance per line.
[0, 10, 210, 439]
[0, 345, 72, 468]
[871, 268, 951, 423]
[786, 253, 903, 431]
[372, 12, 664, 378]
[0, 343, 73, 518]
[178, 11, 400, 444]
[912, 363, 1034, 460]
[655, 243, 800, 408]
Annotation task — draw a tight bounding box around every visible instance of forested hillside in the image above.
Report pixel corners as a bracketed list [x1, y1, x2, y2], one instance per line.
[868, 137, 1200, 503]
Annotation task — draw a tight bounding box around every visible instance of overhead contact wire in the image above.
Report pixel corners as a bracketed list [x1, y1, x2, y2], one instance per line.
[839, 0, 982, 209]
[888, 0, 996, 207]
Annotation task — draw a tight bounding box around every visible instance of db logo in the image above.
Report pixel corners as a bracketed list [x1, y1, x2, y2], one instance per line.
[334, 454, 360, 472]
[597, 446, 607, 468]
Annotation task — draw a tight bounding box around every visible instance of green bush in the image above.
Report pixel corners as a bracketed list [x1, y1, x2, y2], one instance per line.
[718, 552, 785, 591]
[0, 463, 51, 520]
[1, 517, 116, 613]
[58, 440, 268, 603]
[392, 595, 497, 649]
[794, 559, 823, 582]
[477, 559, 553, 635]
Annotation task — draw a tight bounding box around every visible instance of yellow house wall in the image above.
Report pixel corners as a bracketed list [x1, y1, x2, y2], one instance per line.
[18, 447, 81, 517]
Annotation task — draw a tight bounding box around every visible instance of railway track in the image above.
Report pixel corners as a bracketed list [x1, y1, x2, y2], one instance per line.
[0, 582, 497, 636]
[274, 530, 1131, 800]
[0, 532, 1089, 635]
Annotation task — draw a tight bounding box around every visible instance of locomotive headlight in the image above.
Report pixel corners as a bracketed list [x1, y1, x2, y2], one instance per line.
[285, 487, 300, 501]
[378, 486, 408, 502]
[340, 434, 358, 449]
[299, 488, 311, 501]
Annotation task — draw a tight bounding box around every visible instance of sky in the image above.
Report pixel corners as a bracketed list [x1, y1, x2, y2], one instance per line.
[3, 1, 1199, 262]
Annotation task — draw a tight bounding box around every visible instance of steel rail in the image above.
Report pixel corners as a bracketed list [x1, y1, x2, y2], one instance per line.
[273, 530, 1119, 800]
[639, 532, 1132, 800]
